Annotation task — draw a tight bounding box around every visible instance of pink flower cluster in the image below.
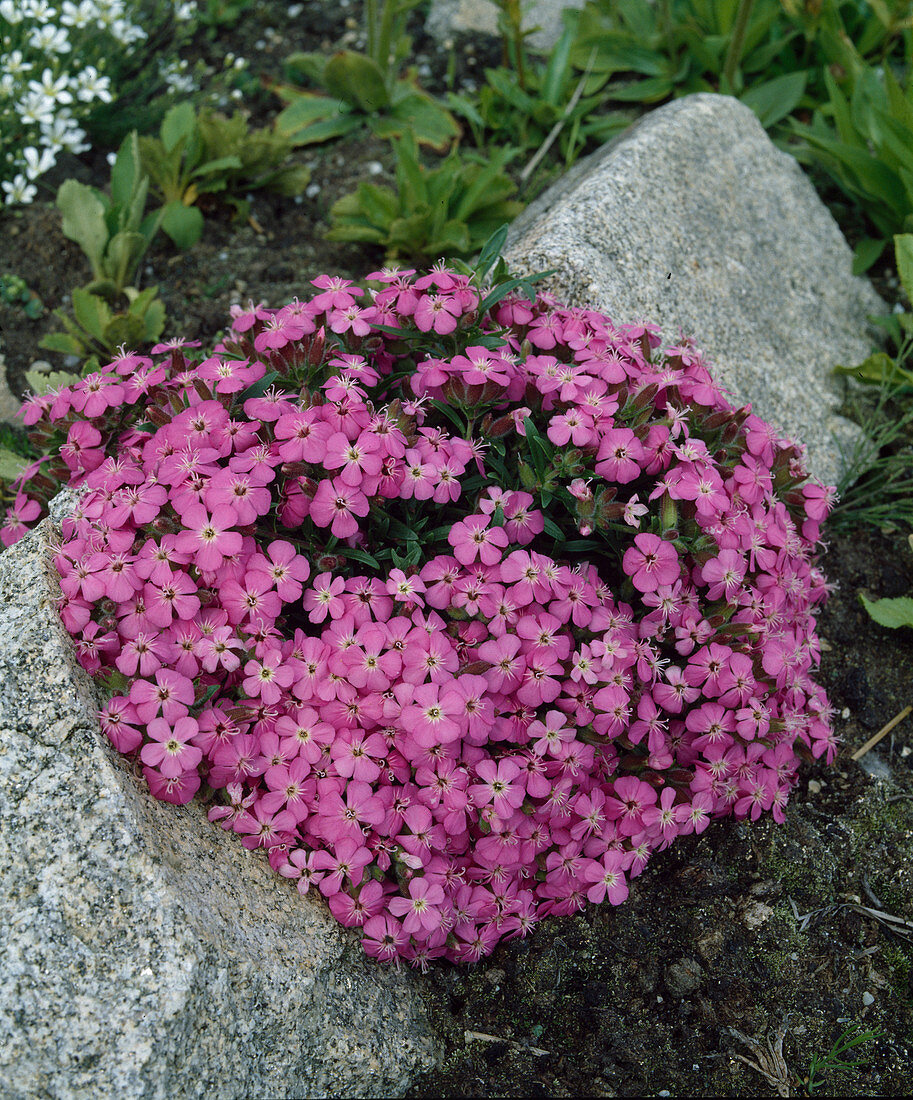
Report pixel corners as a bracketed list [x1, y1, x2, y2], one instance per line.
[5, 263, 837, 967]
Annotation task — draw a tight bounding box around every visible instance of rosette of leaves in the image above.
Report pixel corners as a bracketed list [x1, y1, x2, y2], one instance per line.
[138, 103, 312, 249]
[273, 48, 459, 151]
[41, 133, 166, 368]
[326, 135, 524, 261]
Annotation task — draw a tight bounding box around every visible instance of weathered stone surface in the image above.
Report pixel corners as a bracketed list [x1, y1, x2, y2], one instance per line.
[0, 516, 441, 1100]
[506, 93, 886, 487]
[426, 0, 586, 50]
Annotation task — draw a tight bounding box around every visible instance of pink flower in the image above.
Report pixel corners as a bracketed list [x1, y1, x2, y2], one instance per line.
[622, 533, 681, 593]
[140, 715, 202, 778]
[173, 504, 242, 571]
[308, 478, 370, 538]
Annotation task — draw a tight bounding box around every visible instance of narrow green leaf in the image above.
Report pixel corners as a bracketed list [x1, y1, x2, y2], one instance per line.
[894, 234, 913, 301]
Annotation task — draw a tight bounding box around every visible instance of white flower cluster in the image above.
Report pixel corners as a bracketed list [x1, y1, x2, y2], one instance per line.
[0, 1, 198, 206]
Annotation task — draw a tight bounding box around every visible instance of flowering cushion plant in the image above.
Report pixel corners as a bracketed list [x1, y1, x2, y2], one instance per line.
[4, 250, 838, 966]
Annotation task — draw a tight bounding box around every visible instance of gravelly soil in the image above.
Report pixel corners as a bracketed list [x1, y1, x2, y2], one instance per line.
[1, 3, 912, 1096]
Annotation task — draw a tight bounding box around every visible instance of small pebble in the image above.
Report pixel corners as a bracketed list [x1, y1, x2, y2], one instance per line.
[862, 991, 875, 1006]
[366, 161, 383, 176]
[841, 707, 851, 719]
[808, 779, 822, 794]
[305, 183, 321, 198]
[901, 745, 911, 758]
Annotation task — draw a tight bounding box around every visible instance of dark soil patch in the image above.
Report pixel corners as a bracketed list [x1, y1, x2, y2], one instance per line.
[1, 4, 912, 1096]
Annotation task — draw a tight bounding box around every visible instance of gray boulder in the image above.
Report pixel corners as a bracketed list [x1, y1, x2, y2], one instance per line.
[426, 0, 586, 50]
[0, 516, 441, 1099]
[506, 93, 886, 488]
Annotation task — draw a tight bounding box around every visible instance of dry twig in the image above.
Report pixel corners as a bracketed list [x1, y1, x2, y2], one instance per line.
[728, 1019, 792, 1097]
[850, 704, 912, 761]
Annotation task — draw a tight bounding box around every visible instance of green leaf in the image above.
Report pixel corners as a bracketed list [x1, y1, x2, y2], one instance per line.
[894, 234, 913, 302]
[859, 591, 913, 629]
[110, 131, 142, 210]
[238, 370, 280, 402]
[833, 351, 913, 387]
[323, 50, 391, 112]
[0, 447, 30, 482]
[160, 102, 197, 152]
[542, 516, 563, 540]
[740, 71, 807, 128]
[476, 225, 509, 281]
[275, 94, 353, 135]
[23, 368, 81, 395]
[38, 332, 84, 356]
[72, 288, 113, 342]
[160, 201, 204, 250]
[339, 547, 381, 569]
[189, 154, 243, 182]
[852, 237, 886, 274]
[56, 180, 109, 280]
[104, 231, 147, 292]
[379, 93, 459, 149]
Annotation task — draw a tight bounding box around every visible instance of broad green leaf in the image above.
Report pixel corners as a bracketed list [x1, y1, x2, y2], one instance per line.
[38, 332, 84, 356]
[275, 94, 352, 135]
[355, 181, 399, 226]
[110, 131, 141, 210]
[160, 102, 197, 152]
[381, 93, 459, 149]
[160, 201, 204, 250]
[23, 369, 81, 395]
[72, 288, 113, 342]
[56, 180, 108, 279]
[740, 71, 807, 128]
[0, 447, 30, 482]
[323, 50, 391, 112]
[852, 237, 886, 274]
[859, 592, 913, 629]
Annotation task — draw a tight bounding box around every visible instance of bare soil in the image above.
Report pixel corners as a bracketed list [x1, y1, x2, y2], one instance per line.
[1, 3, 912, 1095]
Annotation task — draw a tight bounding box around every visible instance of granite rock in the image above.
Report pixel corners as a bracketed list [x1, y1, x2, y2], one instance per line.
[426, 0, 586, 50]
[506, 93, 886, 487]
[0, 516, 441, 1100]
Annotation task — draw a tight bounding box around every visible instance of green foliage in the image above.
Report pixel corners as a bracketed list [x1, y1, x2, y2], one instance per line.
[196, 0, 257, 30]
[860, 588, 913, 628]
[40, 287, 166, 370]
[792, 64, 913, 268]
[56, 133, 161, 299]
[138, 103, 311, 249]
[0, 275, 43, 320]
[801, 1025, 882, 1095]
[274, 52, 459, 150]
[448, 17, 631, 179]
[326, 135, 524, 262]
[835, 235, 913, 387]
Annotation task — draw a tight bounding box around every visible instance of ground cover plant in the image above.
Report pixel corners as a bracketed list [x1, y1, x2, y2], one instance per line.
[3, 242, 839, 966]
[0, 0, 912, 1093]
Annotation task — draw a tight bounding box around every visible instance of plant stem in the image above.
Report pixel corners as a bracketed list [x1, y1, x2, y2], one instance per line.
[722, 0, 755, 90]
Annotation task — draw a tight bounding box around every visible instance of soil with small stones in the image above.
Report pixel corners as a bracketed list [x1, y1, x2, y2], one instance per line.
[2, 3, 913, 1096]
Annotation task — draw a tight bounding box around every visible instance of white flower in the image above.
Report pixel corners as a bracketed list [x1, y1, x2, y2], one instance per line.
[4, 51, 33, 77]
[28, 25, 71, 53]
[0, 74, 16, 97]
[28, 68, 74, 105]
[40, 115, 88, 153]
[0, 0, 24, 23]
[22, 145, 56, 180]
[23, 0, 58, 19]
[110, 18, 146, 45]
[17, 91, 56, 127]
[173, 0, 196, 18]
[60, 0, 97, 27]
[2, 174, 38, 205]
[75, 66, 112, 103]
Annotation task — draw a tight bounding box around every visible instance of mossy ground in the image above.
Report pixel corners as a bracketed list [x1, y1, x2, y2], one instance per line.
[1, 4, 912, 1096]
